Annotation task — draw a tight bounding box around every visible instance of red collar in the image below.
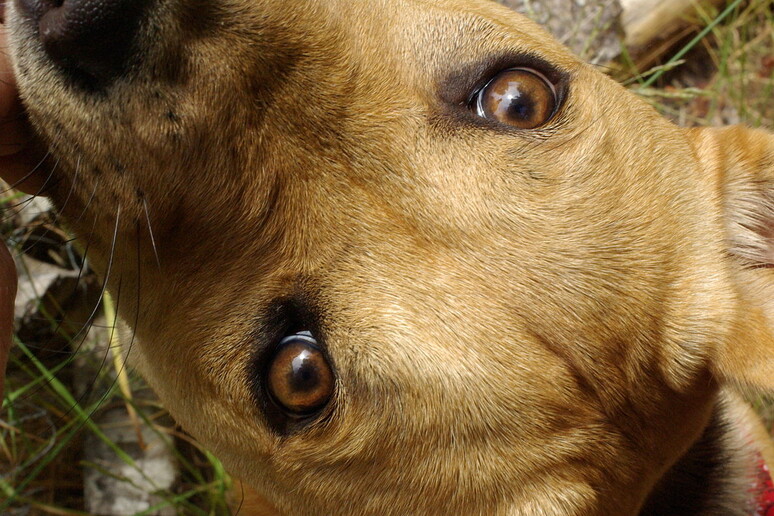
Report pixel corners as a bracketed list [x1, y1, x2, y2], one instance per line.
[753, 452, 774, 516]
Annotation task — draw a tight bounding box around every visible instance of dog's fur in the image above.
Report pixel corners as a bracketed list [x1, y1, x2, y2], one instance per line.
[5, 0, 774, 514]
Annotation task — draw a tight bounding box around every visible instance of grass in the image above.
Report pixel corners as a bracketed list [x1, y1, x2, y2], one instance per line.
[1, 200, 234, 512]
[621, 0, 774, 129]
[2, 0, 774, 513]
[1, 299, 235, 513]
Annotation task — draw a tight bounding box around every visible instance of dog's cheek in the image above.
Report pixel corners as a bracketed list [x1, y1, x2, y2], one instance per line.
[688, 125, 774, 392]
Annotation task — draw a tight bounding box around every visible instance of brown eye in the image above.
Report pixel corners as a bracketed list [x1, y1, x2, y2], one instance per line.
[474, 68, 557, 129]
[266, 332, 335, 416]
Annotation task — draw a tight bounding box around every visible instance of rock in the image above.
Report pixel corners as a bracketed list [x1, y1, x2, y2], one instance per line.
[73, 317, 180, 516]
[494, 0, 624, 64]
[82, 405, 178, 516]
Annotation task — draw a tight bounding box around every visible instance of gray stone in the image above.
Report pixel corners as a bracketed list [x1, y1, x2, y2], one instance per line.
[494, 0, 624, 64]
[82, 406, 178, 516]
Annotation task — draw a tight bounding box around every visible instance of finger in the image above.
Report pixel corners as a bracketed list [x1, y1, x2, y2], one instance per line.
[0, 98, 33, 159]
[0, 139, 51, 194]
[0, 242, 16, 401]
[0, 25, 51, 194]
[0, 24, 29, 158]
[0, 23, 16, 120]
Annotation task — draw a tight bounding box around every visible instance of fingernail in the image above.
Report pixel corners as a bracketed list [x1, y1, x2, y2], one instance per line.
[0, 243, 16, 401]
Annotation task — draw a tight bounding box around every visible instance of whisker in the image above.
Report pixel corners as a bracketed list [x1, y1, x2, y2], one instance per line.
[0, 128, 64, 222]
[2, 158, 59, 213]
[16, 339, 127, 353]
[0, 146, 56, 196]
[1, 200, 48, 226]
[51, 155, 82, 223]
[61, 277, 123, 419]
[72, 177, 100, 227]
[14, 206, 121, 404]
[9, 156, 85, 278]
[54, 205, 123, 420]
[13, 301, 100, 405]
[67, 205, 122, 347]
[46, 178, 103, 306]
[142, 197, 161, 269]
[18, 208, 100, 351]
[235, 481, 246, 515]
[71, 210, 99, 291]
[75, 227, 169, 492]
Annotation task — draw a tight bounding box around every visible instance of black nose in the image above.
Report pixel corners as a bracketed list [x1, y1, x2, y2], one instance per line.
[15, 0, 150, 89]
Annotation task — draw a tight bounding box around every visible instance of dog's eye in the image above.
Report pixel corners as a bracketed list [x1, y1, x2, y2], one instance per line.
[266, 332, 335, 416]
[473, 68, 557, 129]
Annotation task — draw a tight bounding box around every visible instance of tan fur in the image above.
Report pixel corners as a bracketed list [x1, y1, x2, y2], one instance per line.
[4, 0, 774, 514]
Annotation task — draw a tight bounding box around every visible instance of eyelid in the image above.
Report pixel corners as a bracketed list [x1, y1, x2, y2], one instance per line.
[280, 330, 316, 345]
[439, 51, 567, 108]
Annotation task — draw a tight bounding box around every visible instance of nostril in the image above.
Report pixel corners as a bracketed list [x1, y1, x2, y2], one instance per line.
[16, 0, 151, 90]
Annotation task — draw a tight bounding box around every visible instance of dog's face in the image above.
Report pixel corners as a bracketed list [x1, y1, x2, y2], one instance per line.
[6, 0, 774, 513]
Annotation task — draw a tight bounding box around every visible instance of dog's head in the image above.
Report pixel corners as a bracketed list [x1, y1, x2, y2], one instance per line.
[5, 0, 774, 513]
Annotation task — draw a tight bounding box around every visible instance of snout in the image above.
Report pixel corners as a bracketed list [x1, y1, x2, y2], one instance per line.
[14, 0, 149, 88]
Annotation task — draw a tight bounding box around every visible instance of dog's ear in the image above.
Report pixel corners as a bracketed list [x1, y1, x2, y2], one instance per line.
[687, 125, 774, 392]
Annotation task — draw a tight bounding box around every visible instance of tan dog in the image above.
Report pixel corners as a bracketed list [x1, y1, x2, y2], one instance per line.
[4, 0, 774, 513]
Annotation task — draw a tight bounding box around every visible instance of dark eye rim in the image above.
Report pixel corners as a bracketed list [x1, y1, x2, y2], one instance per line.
[262, 330, 338, 430]
[470, 67, 558, 125]
[248, 297, 338, 436]
[265, 332, 336, 418]
[436, 51, 570, 134]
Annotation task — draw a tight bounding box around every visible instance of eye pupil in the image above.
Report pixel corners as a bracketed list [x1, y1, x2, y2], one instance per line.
[266, 334, 335, 416]
[509, 98, 532, 119]
[475, 68, 557, 129]
[289, 351, 319, 391]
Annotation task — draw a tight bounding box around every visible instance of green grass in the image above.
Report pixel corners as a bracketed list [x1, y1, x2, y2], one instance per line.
[1, 308, 234, 514]
[2, 0, 774, 513]
[2, 192, 234, 513]
[621, 0, 774, 129]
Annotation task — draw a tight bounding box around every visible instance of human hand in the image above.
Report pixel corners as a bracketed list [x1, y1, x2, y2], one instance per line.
[0, 241, 14, 401]
[1, 23, 46, 193]
[1, 19, 45, 401]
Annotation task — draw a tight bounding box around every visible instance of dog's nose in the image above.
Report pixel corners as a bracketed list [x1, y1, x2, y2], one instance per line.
[15, 0, 150, 88]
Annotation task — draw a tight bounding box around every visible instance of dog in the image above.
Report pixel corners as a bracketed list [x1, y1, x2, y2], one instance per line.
[3, 0, 774, 513]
